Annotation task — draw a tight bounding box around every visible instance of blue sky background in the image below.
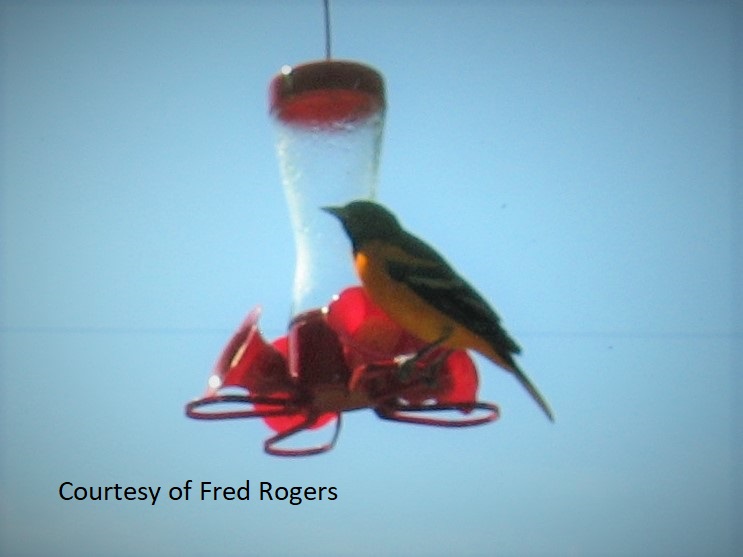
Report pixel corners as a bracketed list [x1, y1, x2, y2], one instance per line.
[1, 1, 741, 556]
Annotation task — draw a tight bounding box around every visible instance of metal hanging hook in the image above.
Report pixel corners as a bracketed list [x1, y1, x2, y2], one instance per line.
[324, 0, 332, 59]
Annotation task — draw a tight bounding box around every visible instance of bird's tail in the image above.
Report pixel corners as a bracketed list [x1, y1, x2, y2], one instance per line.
[494, 357, 554, 422]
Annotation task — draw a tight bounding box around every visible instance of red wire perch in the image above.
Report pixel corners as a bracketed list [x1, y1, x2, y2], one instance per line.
[185, 287, 499, 456]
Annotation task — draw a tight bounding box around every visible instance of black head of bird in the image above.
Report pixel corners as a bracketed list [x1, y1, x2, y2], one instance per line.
[322, 200, 402, 250]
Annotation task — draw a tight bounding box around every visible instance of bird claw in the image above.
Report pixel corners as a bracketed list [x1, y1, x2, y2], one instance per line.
[393, 353, 417, 383]
[393, 350, 445, 388]
[422, 356, 445, 388]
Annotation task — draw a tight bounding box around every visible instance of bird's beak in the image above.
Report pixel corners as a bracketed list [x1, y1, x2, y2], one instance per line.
[321, 205, 344, 219]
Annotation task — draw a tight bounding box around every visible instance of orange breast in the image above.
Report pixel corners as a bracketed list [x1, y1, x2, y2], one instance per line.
[353, 243, 509, 368]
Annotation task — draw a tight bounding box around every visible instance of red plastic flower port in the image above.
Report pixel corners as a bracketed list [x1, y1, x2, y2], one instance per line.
[185, 287, 499, 456]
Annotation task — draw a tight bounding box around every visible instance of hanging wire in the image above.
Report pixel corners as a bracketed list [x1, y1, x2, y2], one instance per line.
[323, 0, 332, 59]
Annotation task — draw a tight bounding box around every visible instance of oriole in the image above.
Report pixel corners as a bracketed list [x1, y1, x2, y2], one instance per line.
[323, 200, 554, 421]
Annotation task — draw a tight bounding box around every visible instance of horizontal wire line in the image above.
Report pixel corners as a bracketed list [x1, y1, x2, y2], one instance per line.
[0, 326, 738, 339]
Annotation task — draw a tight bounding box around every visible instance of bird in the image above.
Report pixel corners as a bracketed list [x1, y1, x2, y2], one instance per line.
[323, 200, 554, 421]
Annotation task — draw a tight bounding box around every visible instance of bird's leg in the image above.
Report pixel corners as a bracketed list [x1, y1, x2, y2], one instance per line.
[420, 349, 450, 388]
[394, 327, 453, 383]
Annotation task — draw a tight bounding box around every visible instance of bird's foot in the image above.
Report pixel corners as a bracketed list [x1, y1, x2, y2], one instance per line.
[420, 352, 448, 388]
[393, 348, 448, 387]
[393, 353, 418, 383]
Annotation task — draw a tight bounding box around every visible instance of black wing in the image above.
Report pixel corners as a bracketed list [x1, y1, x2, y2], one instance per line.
[386, 233, 521, 357]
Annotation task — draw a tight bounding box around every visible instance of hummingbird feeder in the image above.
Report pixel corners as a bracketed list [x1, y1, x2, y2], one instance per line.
[185, 6, 499, 456]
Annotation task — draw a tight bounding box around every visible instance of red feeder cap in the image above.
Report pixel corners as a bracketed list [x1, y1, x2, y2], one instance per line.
[269, 60, 385, 127]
